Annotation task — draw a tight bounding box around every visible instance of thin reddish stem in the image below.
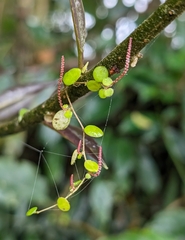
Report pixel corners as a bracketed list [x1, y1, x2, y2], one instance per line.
[58, 56, 65, 108]
[113, 37, 132, 84]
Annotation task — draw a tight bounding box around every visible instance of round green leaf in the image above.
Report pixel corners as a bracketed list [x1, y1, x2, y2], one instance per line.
[93, 66, 109, 83]
[85, 173, 92, 179]
[63, 104, 69, 109]
[77, 152, 83, 159]
[63, 68, 81, 86]
[18, 108, 29, 122]
[102, 77, 113, 87]
[104, 88, 114, 97]
[64, 109, 73, 119]
[84, 125, 104, 138]
[87, 80, 101, 91]
[57, 197, 70, 211]
[26, 207, 38, 216]
[71, 149, 78, 165]
[84, 160, 99, 173]
[52, 110, 70, 130]
[98, 89, 107, 99]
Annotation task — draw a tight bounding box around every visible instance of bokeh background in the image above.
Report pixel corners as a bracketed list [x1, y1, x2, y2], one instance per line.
[1, 0, 185, 239]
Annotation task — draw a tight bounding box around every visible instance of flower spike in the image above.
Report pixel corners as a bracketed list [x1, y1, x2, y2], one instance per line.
[113, 37, 132, 84]
[58, 56, 65, 108]
[91, 146, 103, 177]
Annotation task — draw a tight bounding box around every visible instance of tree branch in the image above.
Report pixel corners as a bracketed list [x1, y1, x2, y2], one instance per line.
[0, 0, 185, 137]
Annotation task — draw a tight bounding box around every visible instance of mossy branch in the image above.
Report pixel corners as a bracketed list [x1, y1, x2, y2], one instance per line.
[0, 0, 185, 137]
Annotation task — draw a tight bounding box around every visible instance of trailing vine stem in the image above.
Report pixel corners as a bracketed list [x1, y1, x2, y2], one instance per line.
[65, 90, 87, 161]
[36, 204, 57, 214]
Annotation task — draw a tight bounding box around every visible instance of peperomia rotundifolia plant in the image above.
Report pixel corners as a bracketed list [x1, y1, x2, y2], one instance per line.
[0, 0, 183, 216]
[26, 0, 135, 216]
[26, 35, 133, 216]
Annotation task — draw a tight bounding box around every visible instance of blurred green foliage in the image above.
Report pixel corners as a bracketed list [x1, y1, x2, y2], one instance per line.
[0, 0, 185, 239]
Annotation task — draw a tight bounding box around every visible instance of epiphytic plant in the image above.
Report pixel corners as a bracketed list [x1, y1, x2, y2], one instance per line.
[26, 37, 132, 216]
[87, 38, 132, 99]
[26, 0, 132, 216]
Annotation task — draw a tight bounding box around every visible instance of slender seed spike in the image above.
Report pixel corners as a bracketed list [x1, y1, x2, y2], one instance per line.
[113, 37, 132, 84]
[58, 56, 65, 108]
[91, 146, 102, 177]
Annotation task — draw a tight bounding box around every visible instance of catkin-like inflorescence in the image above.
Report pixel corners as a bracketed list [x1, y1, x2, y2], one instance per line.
[113, 37, 132, 84]
[91, 146, 102, 177]
[58, 56, 65, 108]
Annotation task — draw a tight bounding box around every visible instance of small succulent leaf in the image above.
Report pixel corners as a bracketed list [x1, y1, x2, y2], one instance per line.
[98, 89, 107, 99]
[84, 160, 99, 173]
[26, 207, 38, 216]
[84, 125, 104, 138]
[57, 197, 70, 211]
[52, 110, 70, 130]
[102, 77, 113, 87]
[85, 173, 92, 179]
[63, 68, 81, 86]
[44, 123, 108, 169]
[104, 88, 114, 97]
[87, 80, 101, 92]
[64, 109, 73, 119]
[71, 149, 78, 165]
[19, 108, 29, 117]
[63, 104, 69, 109]
[93, 66, 109, 82]
[18, 108, 29, 122]
[77, 152, 83, 159]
